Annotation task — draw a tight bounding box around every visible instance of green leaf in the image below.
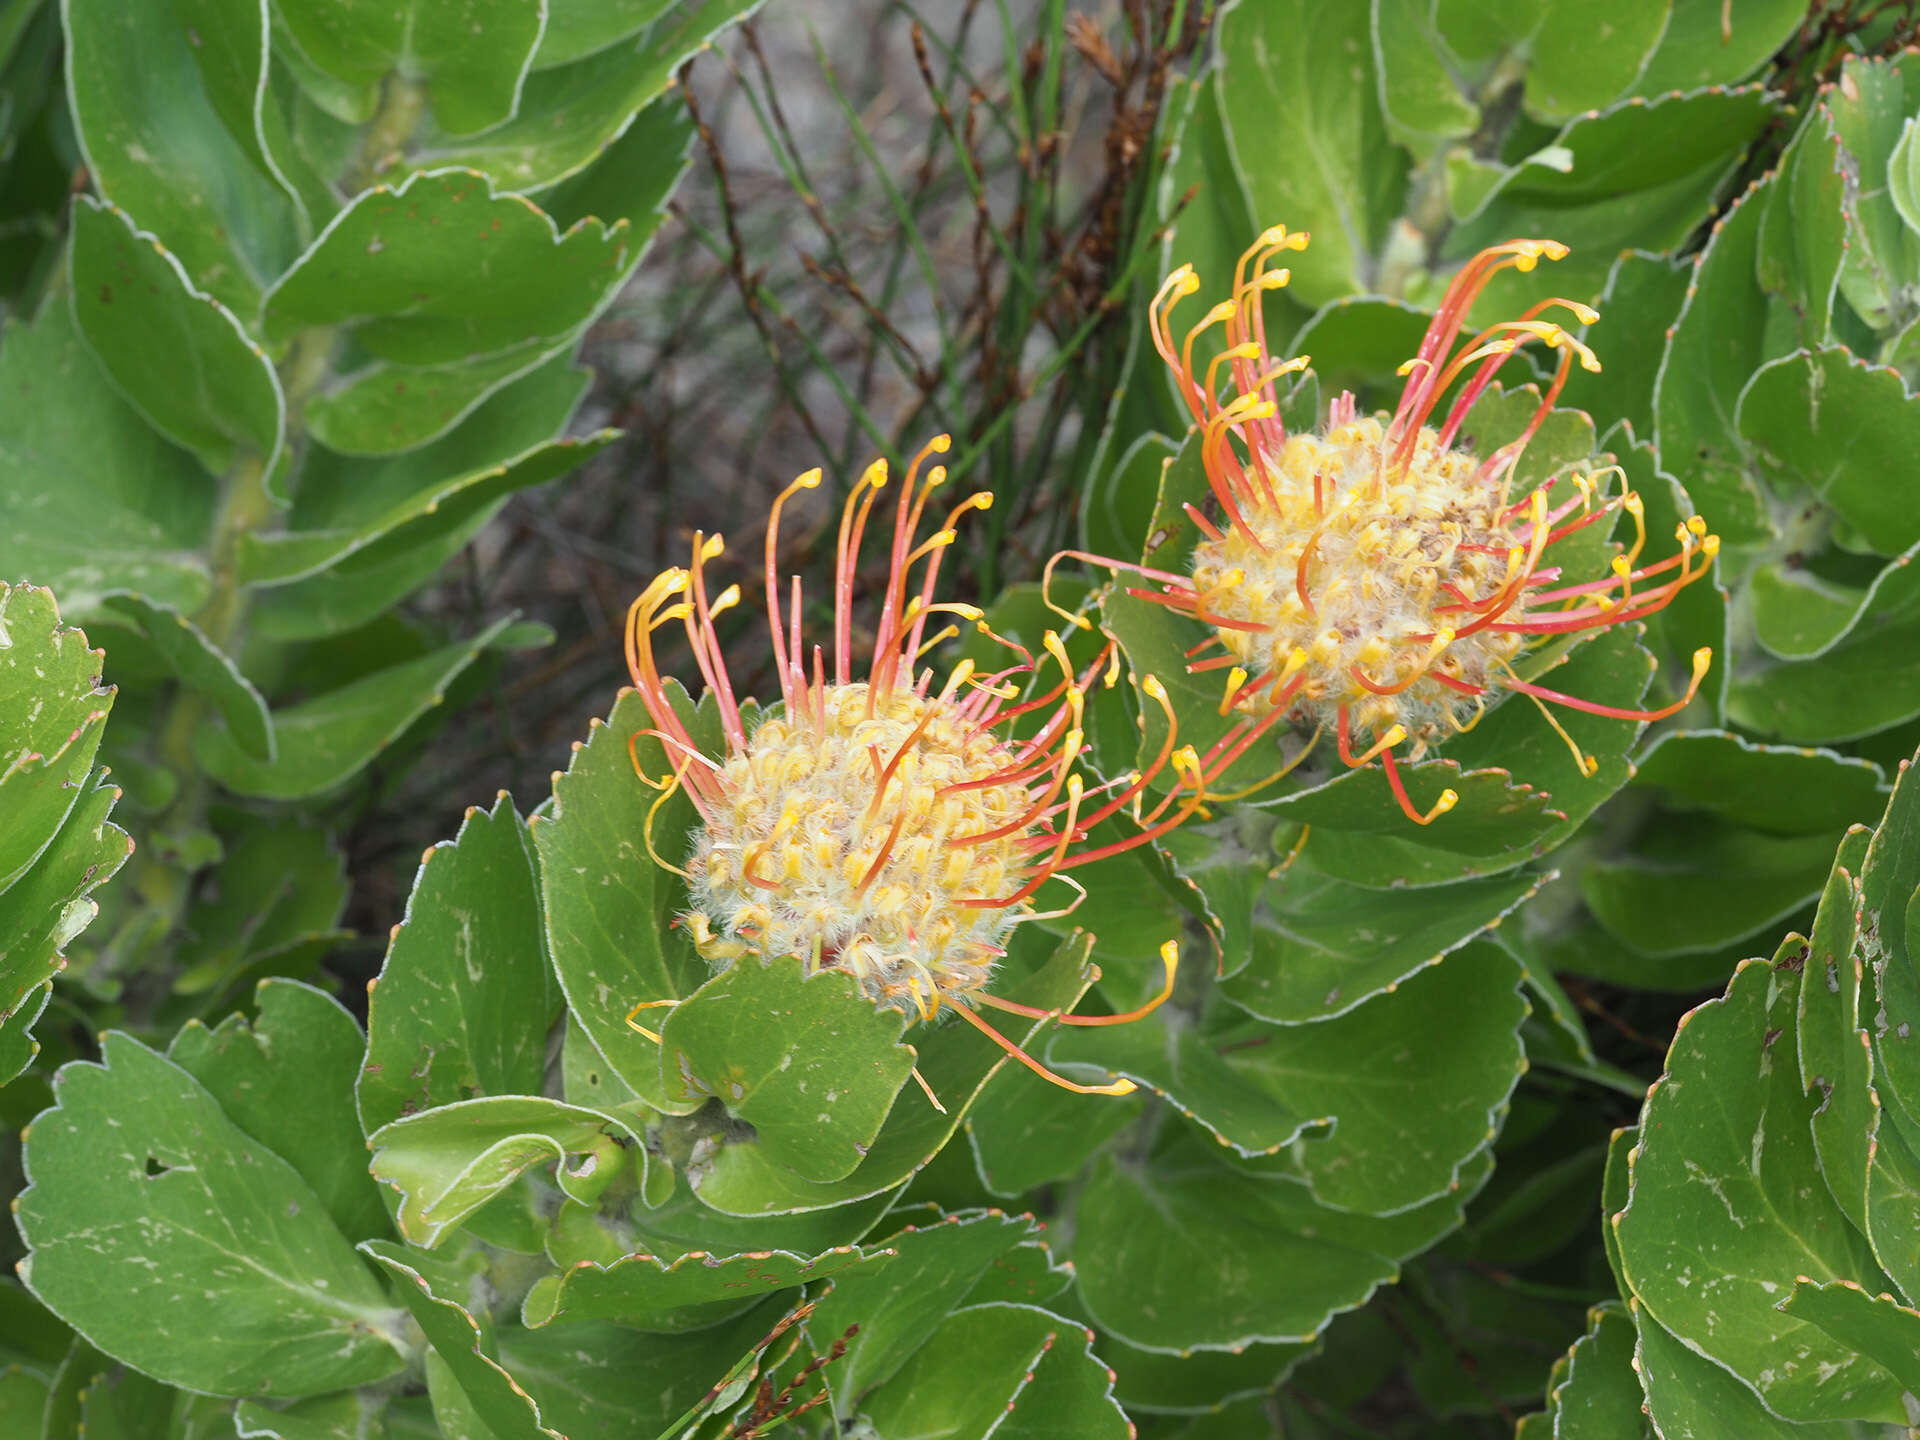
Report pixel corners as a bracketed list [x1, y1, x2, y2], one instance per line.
[688, 932, 1102, 1215]
[1627, 0, 1806, 95]
[236, 1392, 398, 1440]
[1288, 295, 1433, 397]
[17, 1033, 406, 1396]
[367, 1095, 644, 1248]
[358, 1241, 562, 1440]
[265, 170, 635, 363]
[616, 1164, 903, 1265]
[1077, 431, 1174, 578]
[800, 1210, 1038, 1411]
[962, 1061, 1144, 1195]
[1220, 864, 1544, 1023]
[659, 954, 916, 1185]
[359, 794, 560, 1135]
[859, 1303, 1128, 1440]
[492, 1297, 794, 1437]
[402, 0, 762, 192]
[1371, 0, 1479, 141]
[533, 685, 714, 1113]
[1107, 1326, 1313, 1417]
[1824, 54, 1920, 331]
[1758, 102, 1848, 343]
[64, 0, 297, 314]
[1579, 815, 1843, 959]
[250, 431, 614, 639]
[195, 615, 514, 797]
[239, 352, 590, 582]
[1047, 1004, 1310, 1159]
[1740, 346, 1920, 556]
[1177, 942, 1527, 1212]
[1633, 731, 1886, 835]
[1548, 1302, 1653, 1439]
[273, 0, 543, 134]
[170, 809, 349, 1002]
[1216, 0, 1409, 307]
[69, 199, 285, 477]
[1073, 1129, 1486, 1351]
[1451, 87, 1777, 313]
[98, 593, 273, 762]
[1524, 0, 1672, 123]
[1652, 176, 1779, 546]
[1615, 959, 1905, 1423]
[1561, 251, 1690, 439]
[1632, 1299, 1864, 1440]
[169, 979, 388, 1245]
[534, 0, 673, 68]
[1779, 1278, 1920, 1399]
[0, 303, 214, 614]
[524, 1243, 881, 1332]
[1796, 828, 1876, 1234]
[304, 341, 574, 456]
[0, 769, 127, 1051]
[1729, 610, 1920, 743]
[0, 582, 112, 893]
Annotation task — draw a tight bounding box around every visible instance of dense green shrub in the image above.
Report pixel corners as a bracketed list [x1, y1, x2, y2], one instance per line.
[9, 1, 1920, 1436]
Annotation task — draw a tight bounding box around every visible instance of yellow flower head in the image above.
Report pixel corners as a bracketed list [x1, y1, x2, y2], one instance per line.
[1077, 226, 1717, 825]
[623, 439, 1191, 1096]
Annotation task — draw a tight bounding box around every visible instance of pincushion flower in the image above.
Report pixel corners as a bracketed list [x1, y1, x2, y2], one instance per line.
[621, 438, 1227, 1098]
[1056, 226, 1718, 825]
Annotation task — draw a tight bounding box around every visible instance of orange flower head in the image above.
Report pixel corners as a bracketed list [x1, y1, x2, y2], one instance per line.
[1064, 226, 1717, 825]
[623, 440, 1198, 1096]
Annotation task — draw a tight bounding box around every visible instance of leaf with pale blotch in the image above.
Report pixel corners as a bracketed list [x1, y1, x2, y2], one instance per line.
[17, 1033, 407, 1397]
[0, 583, 113, 895]
[524, 1243, 884, 1332]
[1779, 1279, 1920, 1399]
[1220, 863, 1544, 1024]
[274, 0, 544, 135]
[1825, 53, 1920, 331]
[169, 979, 389, 1245]
[689, 931, 1101, 1216]
[860, 1303, 1129, 1440]
[265, 171, 635, 364]
[195, 615, 514, 797]
[99, 593, 272, 762]
[801, 1210, 1039, 1413]
[359, 794, 559, 1136]
[68, 199, 284, 479]
[367, 1095, 645, 1248]
[1632, 1298, 1864, 1440]
[64, 0, 298, 314]
[660, 954, 915, 1185]
[1616, 958, 1905, 1423]
[1073, 1128, 1488, 1352]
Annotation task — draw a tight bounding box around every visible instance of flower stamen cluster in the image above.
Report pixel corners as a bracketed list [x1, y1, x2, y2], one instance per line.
[621, 439, 1197, 1097]
[1066, 226, 1718, 825]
